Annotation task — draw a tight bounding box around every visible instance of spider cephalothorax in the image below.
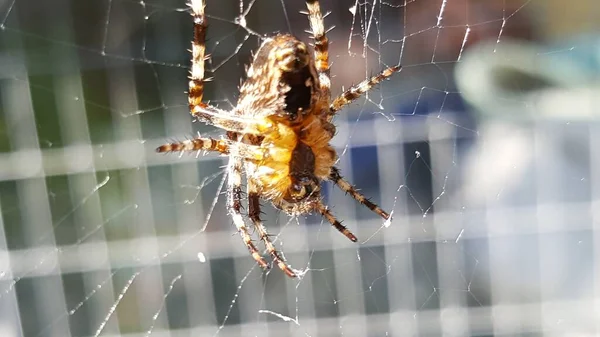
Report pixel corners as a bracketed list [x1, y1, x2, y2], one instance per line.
[157, 0, 400, 278]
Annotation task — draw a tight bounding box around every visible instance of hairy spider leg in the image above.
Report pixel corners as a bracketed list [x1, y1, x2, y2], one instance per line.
[188, 0, 208, 115]
[156, 137, 268, 162]
[329, 166, 390, 219]
[248, 184, 297, 278]
[187, 0, 270, 134]
[227, 158, 269, 270]
[191, 105, 270, 134]
[315, 202, 358, 242]
[156, 137, 230, 154]
[305, 0, 331, 96]
[329, 66, 402, 118]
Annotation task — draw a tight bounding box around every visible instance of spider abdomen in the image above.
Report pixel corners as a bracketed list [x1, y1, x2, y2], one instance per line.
[246, 121, 296, 200]
[244, 113, 336, 215]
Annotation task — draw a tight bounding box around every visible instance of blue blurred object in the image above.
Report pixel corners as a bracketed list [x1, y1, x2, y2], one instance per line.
[456, 36, 600, 121]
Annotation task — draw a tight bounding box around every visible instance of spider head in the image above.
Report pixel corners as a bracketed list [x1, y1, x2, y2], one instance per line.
[287, 175, 320, 202]
[284, 141, 321, 203]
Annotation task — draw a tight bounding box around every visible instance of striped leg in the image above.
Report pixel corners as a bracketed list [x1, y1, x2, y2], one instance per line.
[156, 137, 267, 162]
[248, 184, 297, 278]
[188, 0, 209, 115]
[156, 137, 230, 154]
[315, 202, 358, 242]
[329, 167, 390, 220]
[227, 158, 269, 271]
[329, 66, 401, 118]
[187, 0, 267, 134]
[305, 0, 331, 95]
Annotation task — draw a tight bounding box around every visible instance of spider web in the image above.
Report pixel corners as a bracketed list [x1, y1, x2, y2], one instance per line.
[1, 0, 599, 336]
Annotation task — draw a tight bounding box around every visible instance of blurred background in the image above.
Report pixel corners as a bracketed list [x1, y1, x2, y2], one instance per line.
[0, 0, 599, 336]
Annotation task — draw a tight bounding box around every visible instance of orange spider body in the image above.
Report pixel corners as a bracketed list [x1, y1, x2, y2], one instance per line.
[247, 114, 337, 213]
[234, 35, 336, 214]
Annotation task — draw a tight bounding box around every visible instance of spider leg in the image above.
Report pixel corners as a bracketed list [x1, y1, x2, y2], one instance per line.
[329, 166, 390, 220]
[191, 104, 273, 135]
[156, 136, 267, 162]
[227, 157, 269, 271]
[188, 0, 209, 116]
[315, 201, 358, 242]
[248, 184, 297, 278]
[156, 136, 230, 154]
[305, 0, 331, 96]
[329, 66, 401, 118]
[187, 0, 268, 134]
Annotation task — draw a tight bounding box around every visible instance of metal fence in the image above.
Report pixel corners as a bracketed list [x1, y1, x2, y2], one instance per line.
[0, 0, 598, 336]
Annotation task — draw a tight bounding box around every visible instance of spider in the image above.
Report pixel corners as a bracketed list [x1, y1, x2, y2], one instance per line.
[157, 0, 400, 278]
